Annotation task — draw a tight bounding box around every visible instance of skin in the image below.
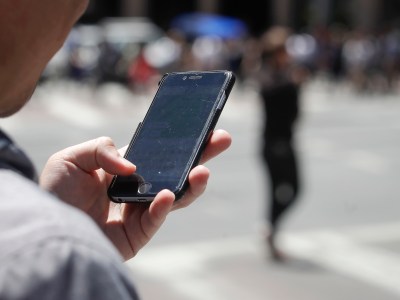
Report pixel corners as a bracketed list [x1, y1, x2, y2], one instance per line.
[1, 0, 232, 260]
[0, 0, 89, 117]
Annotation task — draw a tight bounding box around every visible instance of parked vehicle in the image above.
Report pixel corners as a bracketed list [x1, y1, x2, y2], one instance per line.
[42, 18, 166, 85]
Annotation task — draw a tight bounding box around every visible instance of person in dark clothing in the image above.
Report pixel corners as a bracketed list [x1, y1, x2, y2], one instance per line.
[257, 26, 304, 261]
[261, 83, 300, 261]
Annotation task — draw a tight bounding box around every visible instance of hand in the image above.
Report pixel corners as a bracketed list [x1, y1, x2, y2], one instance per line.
[40, 130, 231, 260]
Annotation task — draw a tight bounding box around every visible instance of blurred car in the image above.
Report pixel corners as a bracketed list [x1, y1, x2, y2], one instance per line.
[42, 18, 166, 85]
[97, 17, 165, 84]
[67, 24, 104, 82]
[42, 24, 103, 83]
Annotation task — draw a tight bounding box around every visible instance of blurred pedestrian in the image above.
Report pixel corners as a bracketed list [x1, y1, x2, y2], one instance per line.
[342, 30, 376, 92]
[257, 26, 306, 261]
[128, 44, 160, 93]
[0, 0, 232, 299]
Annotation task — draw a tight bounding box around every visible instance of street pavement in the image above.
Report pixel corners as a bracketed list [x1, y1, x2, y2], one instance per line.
[1, 78, 400, 299]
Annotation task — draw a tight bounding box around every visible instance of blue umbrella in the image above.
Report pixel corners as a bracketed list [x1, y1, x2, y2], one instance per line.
[171, 13, 247, 39]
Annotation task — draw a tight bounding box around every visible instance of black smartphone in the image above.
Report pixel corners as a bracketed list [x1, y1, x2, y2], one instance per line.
[107, 70, 235, 203]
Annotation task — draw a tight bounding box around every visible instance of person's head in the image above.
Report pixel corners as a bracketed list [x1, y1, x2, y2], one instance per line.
[261, 26, 291, 67]
[0, 0, 89, 117]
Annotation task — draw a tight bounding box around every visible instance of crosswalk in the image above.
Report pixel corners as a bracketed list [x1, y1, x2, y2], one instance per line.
[282, 222, 400, 296]
[127, 221, 400, 300]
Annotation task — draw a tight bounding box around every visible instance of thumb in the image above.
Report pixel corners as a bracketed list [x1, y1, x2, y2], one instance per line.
[63, 136, 135, 175]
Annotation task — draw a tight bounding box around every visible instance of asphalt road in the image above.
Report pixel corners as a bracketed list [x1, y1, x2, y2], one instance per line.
[1, 79, 400, 299]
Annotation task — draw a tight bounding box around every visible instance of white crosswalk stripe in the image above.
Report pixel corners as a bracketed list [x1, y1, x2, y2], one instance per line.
[127, 222, 400, 299]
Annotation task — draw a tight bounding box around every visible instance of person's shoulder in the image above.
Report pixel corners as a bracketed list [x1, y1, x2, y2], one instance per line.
[0, 170, 139, 299]
[0, 169, 115, 257]
[0, 234, 140, 300]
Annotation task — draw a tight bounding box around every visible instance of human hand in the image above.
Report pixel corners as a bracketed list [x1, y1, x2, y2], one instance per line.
[40, 130, 231, 260]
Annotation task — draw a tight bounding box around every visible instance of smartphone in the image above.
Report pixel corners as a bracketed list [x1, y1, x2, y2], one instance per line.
[108, 70, 235, 203]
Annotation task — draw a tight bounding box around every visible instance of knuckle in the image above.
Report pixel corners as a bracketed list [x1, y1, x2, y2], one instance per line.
[96, 136, 114, 147]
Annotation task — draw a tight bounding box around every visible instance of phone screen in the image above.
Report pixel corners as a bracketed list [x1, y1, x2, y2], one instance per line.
[108, 71, 234, 201]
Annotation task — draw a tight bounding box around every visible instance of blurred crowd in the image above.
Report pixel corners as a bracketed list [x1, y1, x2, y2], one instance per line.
[42, 17, 400, 95]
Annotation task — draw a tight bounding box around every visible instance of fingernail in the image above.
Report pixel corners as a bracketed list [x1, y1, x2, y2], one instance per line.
[123, 158, 136, 169]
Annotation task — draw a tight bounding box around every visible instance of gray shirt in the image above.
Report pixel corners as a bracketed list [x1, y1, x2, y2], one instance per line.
[0, 170, 140, 299]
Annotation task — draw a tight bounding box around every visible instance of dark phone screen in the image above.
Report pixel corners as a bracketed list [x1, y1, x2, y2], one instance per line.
[113, 72, 229, 197]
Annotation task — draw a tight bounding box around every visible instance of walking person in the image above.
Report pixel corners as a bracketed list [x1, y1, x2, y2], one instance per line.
[257, 26, 305, 261]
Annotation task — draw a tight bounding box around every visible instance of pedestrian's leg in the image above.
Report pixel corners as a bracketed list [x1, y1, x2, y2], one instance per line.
[265, 141, 299, 261]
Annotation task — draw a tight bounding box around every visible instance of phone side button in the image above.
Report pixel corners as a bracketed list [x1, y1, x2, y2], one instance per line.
[217, 91, 226, 110]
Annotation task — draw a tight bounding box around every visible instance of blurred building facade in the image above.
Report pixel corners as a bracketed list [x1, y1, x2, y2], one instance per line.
[82, 0, 400, 34]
